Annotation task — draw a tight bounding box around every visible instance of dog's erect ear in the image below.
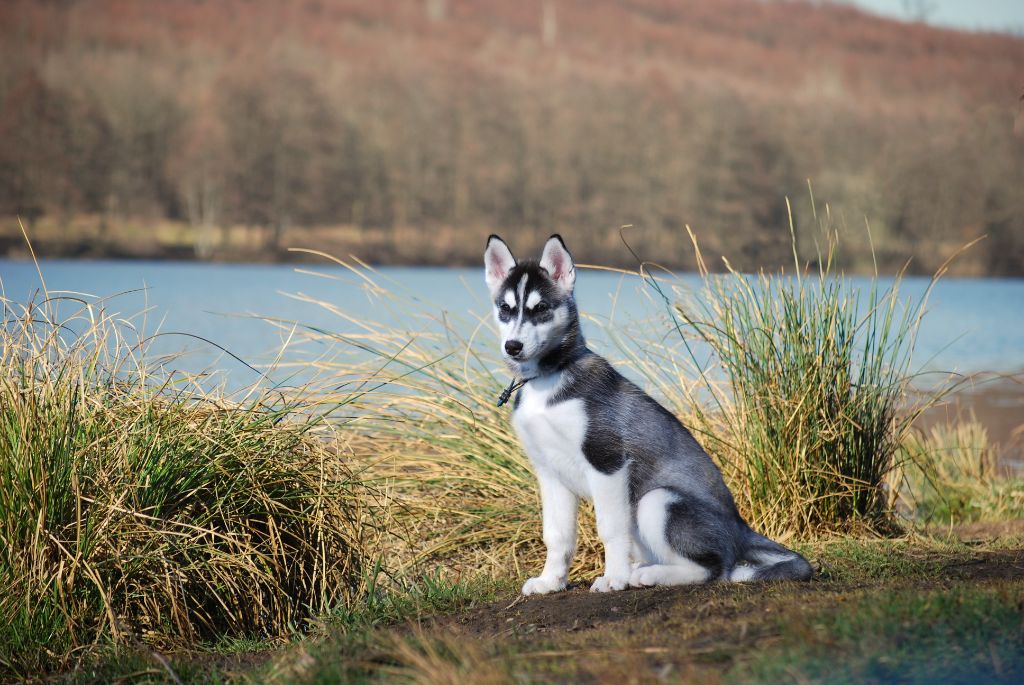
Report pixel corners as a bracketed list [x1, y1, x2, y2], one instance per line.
[539, 234, 575, 293]
[484, 235, 516, 296]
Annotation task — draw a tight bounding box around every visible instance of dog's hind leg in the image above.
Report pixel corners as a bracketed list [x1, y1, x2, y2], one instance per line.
[630, 562, 709, 587]
[630, 488, 728, 587]
[730, 530, 813, 582]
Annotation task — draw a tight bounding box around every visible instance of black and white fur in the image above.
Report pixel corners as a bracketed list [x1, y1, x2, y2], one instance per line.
[485, 234, 813, 595]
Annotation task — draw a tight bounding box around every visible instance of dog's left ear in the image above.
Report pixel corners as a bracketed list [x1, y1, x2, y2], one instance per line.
[539, 234, 575, 293]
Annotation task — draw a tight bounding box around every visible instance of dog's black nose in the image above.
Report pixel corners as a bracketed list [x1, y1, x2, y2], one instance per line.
[504, 340, 524, 356]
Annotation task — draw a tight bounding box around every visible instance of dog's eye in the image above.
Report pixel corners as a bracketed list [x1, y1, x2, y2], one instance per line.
[532, 302, 548, 314]
[499, 303, 513, 316]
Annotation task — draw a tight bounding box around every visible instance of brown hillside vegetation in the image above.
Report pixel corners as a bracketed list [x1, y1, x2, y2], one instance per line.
[1, 0, 1022, 273]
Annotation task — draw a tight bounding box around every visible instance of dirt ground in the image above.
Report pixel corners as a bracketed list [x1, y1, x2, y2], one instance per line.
[440, 550, 1024, 641]
[415, 523, 1024, 684]
[183, 523, 1024, 684]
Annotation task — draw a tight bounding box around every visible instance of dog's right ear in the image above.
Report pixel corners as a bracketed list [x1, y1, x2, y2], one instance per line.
[484, 235, 516, 296]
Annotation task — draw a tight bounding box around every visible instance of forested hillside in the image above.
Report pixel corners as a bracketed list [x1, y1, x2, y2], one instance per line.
[1, 0, 1022, 273]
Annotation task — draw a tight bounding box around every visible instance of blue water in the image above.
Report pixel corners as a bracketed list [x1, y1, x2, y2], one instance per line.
[1, 259, 1022, 389]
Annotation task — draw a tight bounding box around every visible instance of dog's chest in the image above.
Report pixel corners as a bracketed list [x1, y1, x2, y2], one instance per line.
[511, 376, 592, 495]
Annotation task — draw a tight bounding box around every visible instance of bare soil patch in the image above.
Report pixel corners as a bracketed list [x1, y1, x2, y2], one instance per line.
[438, 549, 1024, 642]
[175, 528, 1024, 684]
[933, 519, 1024, 543]
[418, 544, 1023, 684]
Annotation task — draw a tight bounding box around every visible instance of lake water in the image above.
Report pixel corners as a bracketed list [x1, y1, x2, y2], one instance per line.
[1, 259, 1022, 389]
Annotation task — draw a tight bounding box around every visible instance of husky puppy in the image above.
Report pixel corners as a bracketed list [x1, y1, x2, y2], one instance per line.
[484, 234, 813, 594]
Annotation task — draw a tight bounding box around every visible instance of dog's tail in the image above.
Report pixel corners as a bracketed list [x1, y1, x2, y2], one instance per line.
[729, 528, 813, 582]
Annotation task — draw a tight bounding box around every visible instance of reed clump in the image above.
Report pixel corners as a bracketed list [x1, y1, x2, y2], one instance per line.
[0, 293, 371, 680]
[647, 220, 949, 537]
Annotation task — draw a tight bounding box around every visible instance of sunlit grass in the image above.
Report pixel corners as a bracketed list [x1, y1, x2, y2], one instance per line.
[622, 213, 961, 537]
[1, 217, 999, 681]
[273, 252, 607, 582]
[0, 289, 374, 680]
[895, 418, 1024, 524]
[282, 216, 958, 580]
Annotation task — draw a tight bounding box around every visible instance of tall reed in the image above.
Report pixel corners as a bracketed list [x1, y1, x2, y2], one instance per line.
[640, 218, 952, 536]
[0, 290, 371, 679]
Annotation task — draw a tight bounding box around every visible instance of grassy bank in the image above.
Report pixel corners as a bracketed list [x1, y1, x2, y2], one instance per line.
[65, 530, 1024, 684]
[4, 225, 1022, 682]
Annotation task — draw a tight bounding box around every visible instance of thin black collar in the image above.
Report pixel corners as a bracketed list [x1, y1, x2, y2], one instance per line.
[496, 376, 532, 407]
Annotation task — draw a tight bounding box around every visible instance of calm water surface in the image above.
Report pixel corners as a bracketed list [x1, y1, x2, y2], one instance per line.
[2, 259, 1022, 388]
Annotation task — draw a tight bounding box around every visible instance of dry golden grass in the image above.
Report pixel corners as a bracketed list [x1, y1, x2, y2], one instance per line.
[273, 252, 606, 581]
[894, 418, 1024, 524]
[0, 283, 375, 679]
[281, 220, 955, 584]
[381, 630, 517, 685]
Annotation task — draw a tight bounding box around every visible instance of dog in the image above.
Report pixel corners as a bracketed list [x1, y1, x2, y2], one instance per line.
[484, 234, 813, 594]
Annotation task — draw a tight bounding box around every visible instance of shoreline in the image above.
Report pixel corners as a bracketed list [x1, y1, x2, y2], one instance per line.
[916, 373, 1024, 473]
[4, 221, 1021, 278]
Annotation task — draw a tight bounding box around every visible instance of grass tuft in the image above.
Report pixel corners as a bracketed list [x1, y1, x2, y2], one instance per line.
[0, 292, 372, 680]
[641, 219, 952, 536]
[896, 419, 1024, 524]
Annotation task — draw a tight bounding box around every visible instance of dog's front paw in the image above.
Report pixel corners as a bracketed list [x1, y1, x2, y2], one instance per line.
[521, 575, 566, 596]
[590, 574, 630, 593]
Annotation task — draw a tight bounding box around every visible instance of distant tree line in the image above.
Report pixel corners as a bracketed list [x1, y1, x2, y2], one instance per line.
[1, 2, 1022, 274]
